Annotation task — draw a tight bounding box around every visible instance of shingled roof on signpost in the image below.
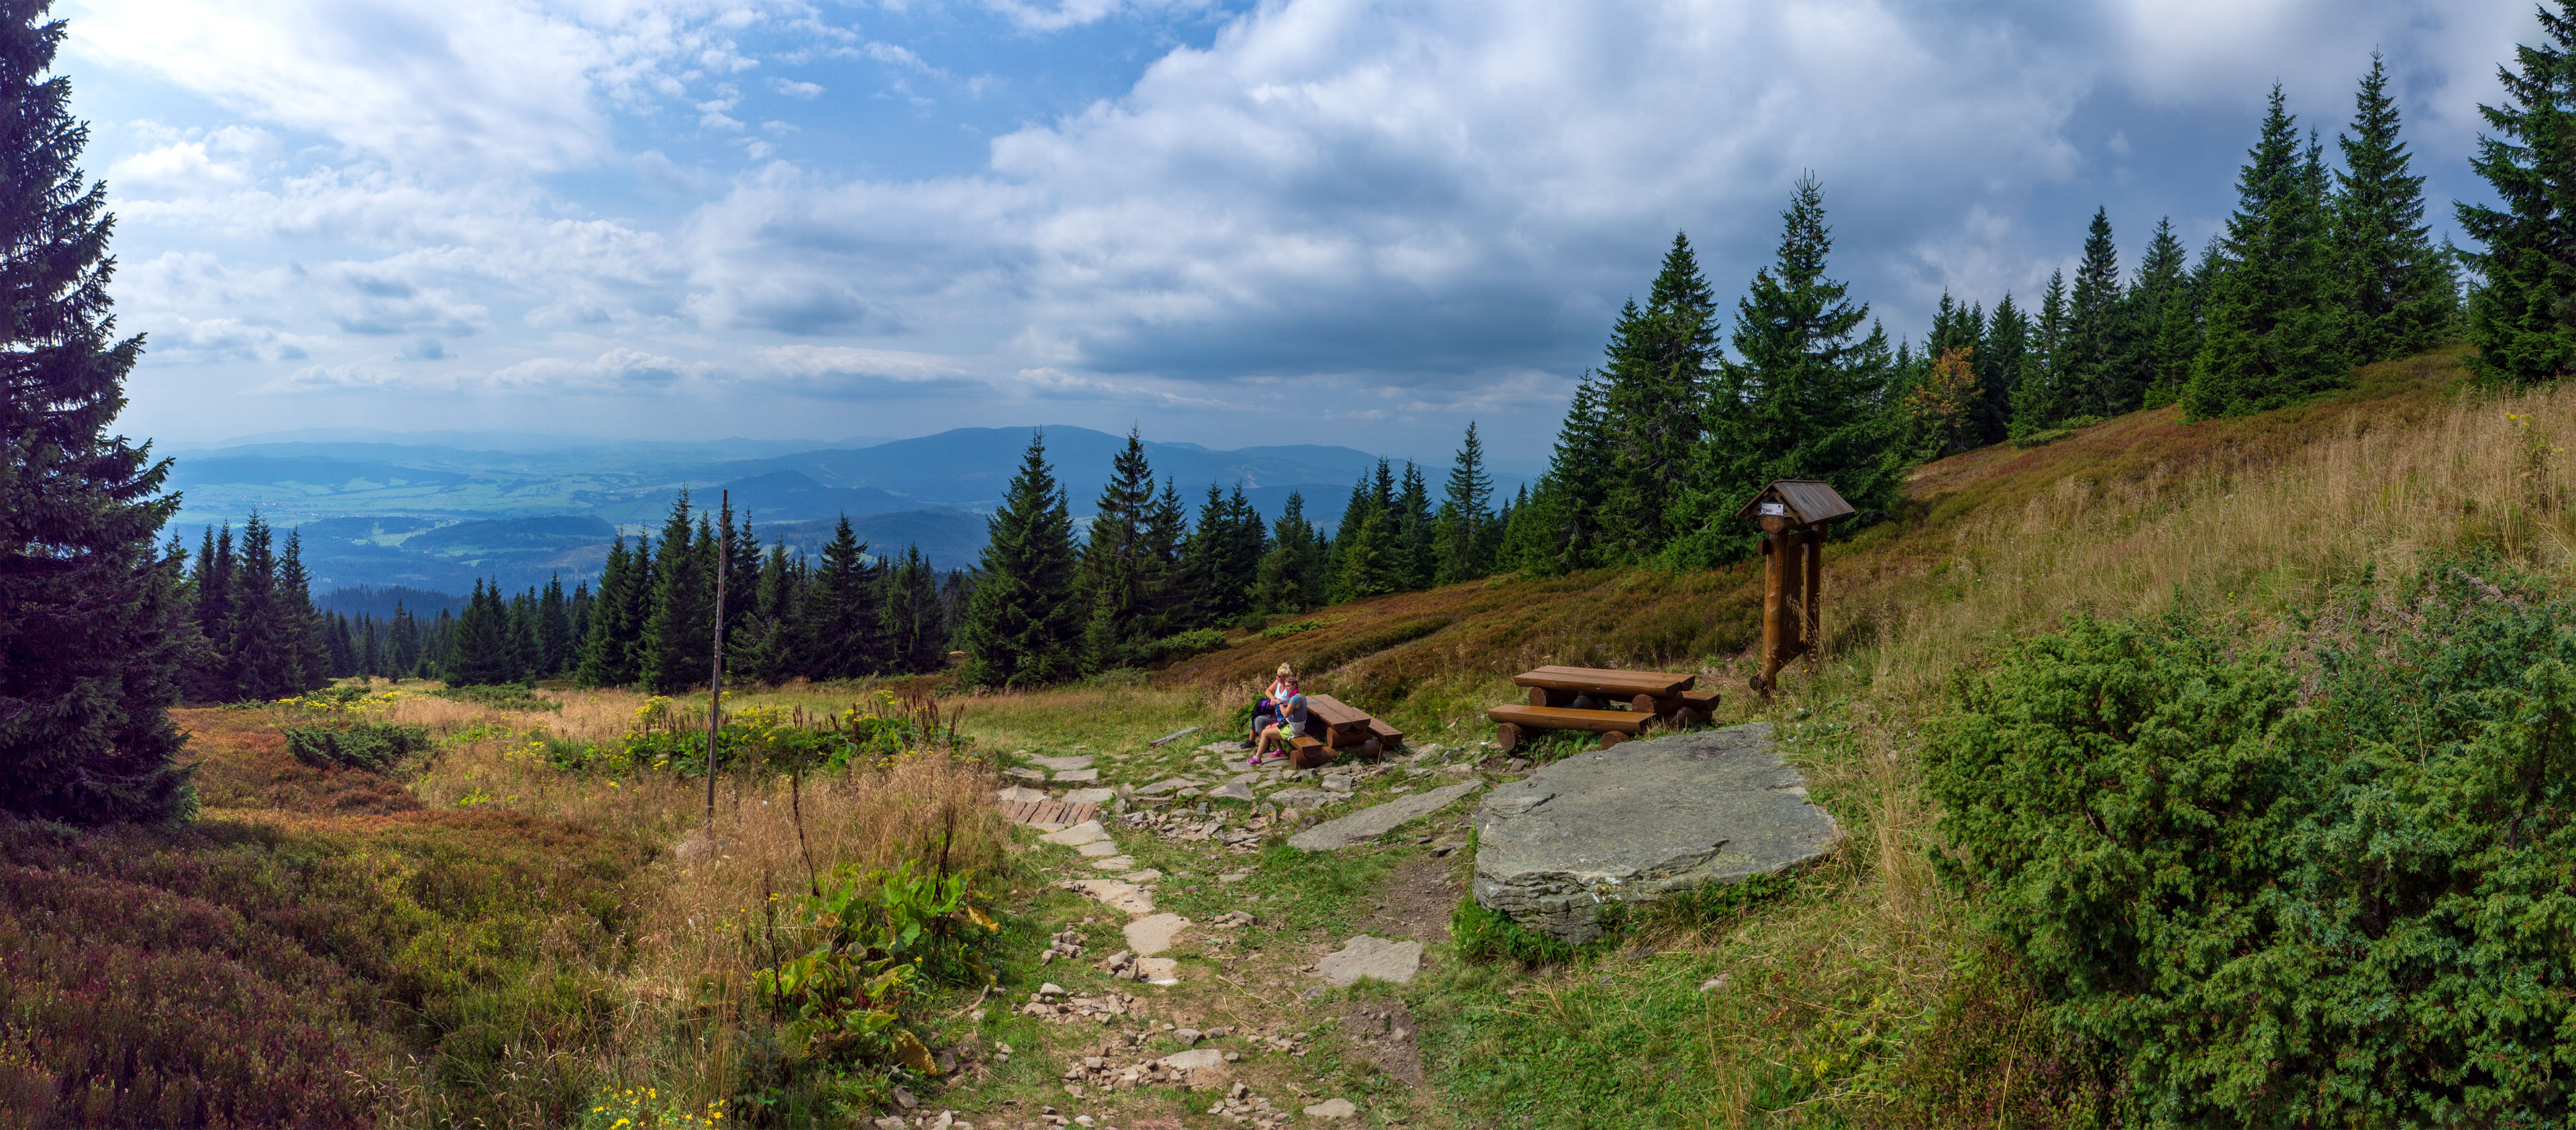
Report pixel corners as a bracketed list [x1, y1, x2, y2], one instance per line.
[1734, 479, 1855, 525]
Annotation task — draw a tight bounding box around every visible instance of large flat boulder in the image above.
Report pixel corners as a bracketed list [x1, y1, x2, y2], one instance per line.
[1472, 723, 1838, 943]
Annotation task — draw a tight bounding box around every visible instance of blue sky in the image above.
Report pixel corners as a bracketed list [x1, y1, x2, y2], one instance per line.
[64, 0, 2535, 464]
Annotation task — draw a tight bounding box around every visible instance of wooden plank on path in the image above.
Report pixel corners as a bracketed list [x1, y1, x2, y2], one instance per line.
[996, 798, 1102, 826]
[1512, 665, 1695, 697]
[1485, 703, 1650, 735]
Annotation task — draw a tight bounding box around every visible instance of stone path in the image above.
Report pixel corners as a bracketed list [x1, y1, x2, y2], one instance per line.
[1313, 935, 1423, 986]
[1286, 780, 1484, 851]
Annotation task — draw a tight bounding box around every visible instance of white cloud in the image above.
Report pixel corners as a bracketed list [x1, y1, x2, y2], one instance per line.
[770, 77, 824, 98]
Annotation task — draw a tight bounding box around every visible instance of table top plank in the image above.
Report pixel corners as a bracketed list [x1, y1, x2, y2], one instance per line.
[1511, 665, 1694, 696]
[1302, 692, 1374, 727]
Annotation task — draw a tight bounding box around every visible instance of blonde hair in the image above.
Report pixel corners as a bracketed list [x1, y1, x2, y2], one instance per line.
[1276, 663, 1296, 681]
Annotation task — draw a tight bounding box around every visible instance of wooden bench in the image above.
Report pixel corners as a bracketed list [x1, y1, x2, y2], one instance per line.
[1486, 703, 1650, 749]
[1270, 692, 1404, 770]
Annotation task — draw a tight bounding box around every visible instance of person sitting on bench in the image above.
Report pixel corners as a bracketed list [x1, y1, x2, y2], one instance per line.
[1249, 667, 1308, 766]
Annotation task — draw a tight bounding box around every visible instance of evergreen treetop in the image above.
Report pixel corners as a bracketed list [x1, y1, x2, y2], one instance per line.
[958, 433, 1083, 688]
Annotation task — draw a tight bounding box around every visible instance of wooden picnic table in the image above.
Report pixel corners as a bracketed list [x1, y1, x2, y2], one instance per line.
[1281, 692, 1404, 770]
[1488, 665, 1717, 752]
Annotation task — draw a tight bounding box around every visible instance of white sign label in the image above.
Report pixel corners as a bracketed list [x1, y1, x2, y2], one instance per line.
[1758, 502, 1787, 517]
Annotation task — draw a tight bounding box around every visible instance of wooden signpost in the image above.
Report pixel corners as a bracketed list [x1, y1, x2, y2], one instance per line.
[1737, 480, 1854, 695]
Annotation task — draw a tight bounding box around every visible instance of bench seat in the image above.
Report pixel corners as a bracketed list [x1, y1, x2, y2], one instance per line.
[1485, 703, 1648, 735]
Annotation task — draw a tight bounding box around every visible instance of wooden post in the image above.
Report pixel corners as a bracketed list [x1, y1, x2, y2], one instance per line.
[704, 489, 729, 835]
[1778, 525, 1808, 668]
[1802, 520, 1825, 668]
[1757, 526, 1786, 693]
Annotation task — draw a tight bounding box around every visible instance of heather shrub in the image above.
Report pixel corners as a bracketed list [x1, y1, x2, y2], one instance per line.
[1927, 558, 2576, 1124]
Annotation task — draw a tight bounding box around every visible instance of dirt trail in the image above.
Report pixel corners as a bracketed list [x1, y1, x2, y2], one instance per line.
[919, 739, 1489, 1130]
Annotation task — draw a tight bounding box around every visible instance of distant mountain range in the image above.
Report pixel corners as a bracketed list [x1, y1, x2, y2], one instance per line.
[161, 425, 1531, 599]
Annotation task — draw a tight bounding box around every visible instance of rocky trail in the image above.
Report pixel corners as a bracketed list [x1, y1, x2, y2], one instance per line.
[884, 732, 1508, 1130]
[886, 722, 1837, 1130]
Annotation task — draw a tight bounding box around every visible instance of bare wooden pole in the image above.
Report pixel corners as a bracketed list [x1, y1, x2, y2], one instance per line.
[705, 489, 729, 836]
[1757, 527, 1786, 694]
[1802, 520, 1825, 669]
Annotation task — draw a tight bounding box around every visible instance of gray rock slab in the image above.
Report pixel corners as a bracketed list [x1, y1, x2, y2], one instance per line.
[1119, 868, 1164, 883]
[1472, 723, 1839, 944]
[1125, 913, 1192, 956]
[1090, 856, 1137, 871]
[1315, 935, 1421, 986]
[1287, 780, 1484, 851]
[1062, 787, 1117, 805]
[1004, 767, 1047, 782]
[996, 785, 1049, 804]
[1135, 776, 1195, 797]
[1030, 755, 1094, 772]
[1266, 788, 1335, 809]
[1207, 782, 1256, 803]
[1052, 768, 1100, 784]
[1135, 956, 1180, 984]
[1076, 839, 1123, 858]
[1068, 879, 1156, 916]
[1040, 821, 1109, 848]
[1303, 1097, 1357, 1119]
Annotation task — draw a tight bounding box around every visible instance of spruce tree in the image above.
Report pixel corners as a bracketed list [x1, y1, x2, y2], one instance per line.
[228, 513, 299, 699]
[535, 575, 571, 678]
[1137, 478, 1188, 641]
[277, 531, 327, 692]
[0, 0, 193, 820]
[1600, 234, 1719, 558]
[638, 493, 713, 695]
[804, 516, 878, 678]
[448, 579, 518, 686]
[1977, 295, 2030, 441]
[1670, 174, 1897, 566]
[2130, 217, 2198, 407]
[1522, 376, 1613, 576]
[1179, 484, 1264, 629]
[2013, 270, 2073, 433]
[1078, 429, 1157, 669]
[2185, 85, 2350, 417]
[958, 433, 1083, 688]
[2456, 7, 2576, 384]
[1250, 491, 1317, 615]
[2333, 52, 2455, 363]
[2066, 208, 2132, 415]
[882, 545, 947, 674]
[726, 544, 793, 686]
[1433, 422, 1494, 584]
[1394, 462, 1434, 590]
[389, 601, 420, 678]
[574, 537, 641, 687]
[187, 523, 236, 700]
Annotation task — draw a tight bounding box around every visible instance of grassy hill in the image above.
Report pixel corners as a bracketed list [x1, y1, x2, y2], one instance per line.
[20, 344, 2575, 1127]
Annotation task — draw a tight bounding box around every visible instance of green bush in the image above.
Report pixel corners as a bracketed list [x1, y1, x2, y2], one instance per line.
[1926, 558, 2576, 1125]
[1259, 619, 1323, 639]
[282, 721, 433, 772]
[1137, 627, 1227, 666]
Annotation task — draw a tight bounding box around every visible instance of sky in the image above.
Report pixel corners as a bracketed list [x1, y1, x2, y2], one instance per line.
[62, 0, 2540, 464]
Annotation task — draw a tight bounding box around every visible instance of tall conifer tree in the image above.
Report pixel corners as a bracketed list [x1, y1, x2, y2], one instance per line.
[2458, 2, 2576, 382]
[1514, 376, 1612, 576]
[0, 0, 191, 820]
[958, 433, 1082, 688]
[1977, 294, 2030, 442]
[575, 537, 642, 687]
[639, 493, 713, 695]
[1600, 234, 1718, 558]
[1433, 422, 1494, 584]
[2334, 52, 2456, 363]
[1670, 175, 1897, 566]
[2067, 208, 2132, 415]
[2131, 217, 2199, 407]
[2012, 270, 2072, 433]
[1078, 429, 1157, 669]
[2184, 85, 2349, 417]
[805, 517, 878, 678]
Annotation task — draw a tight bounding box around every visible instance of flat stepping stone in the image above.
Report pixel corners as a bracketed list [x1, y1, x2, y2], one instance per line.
[1304, 1097, 1357, 1119]
[1041, 821, 1110, 848]
[1287, 780, 1484, 851]
[1472, 723, 1839, 944]
[1090, 856, 1137, 870]
[1075, 839, 1123, 858]
[1217, 871, 1251, 884]
[1052, 768, 1100, 784]
[1207, 782, 1256, 802]
[1135, 777, 1195, 797]
[1119, 868, 1164, 882]
[1030, 755, 1094, 772]
[1315, 935, 1421, 986]
[996, 785, 1049, 804]
[1069, 879, 1155, 916]
[1062, 787, 1117, 805]
[1004, 767, 1047, 782]
[1266, 788, 1334, 809]
[1125, 913, 1192, 956]
[1135, 956, 1180, 984]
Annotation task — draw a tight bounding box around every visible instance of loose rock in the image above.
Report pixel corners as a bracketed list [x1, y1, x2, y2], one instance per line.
[1314, 935, 1423, 986]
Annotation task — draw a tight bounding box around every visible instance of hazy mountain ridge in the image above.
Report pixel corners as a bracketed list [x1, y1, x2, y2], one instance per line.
[162, 425, 1514, 596]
